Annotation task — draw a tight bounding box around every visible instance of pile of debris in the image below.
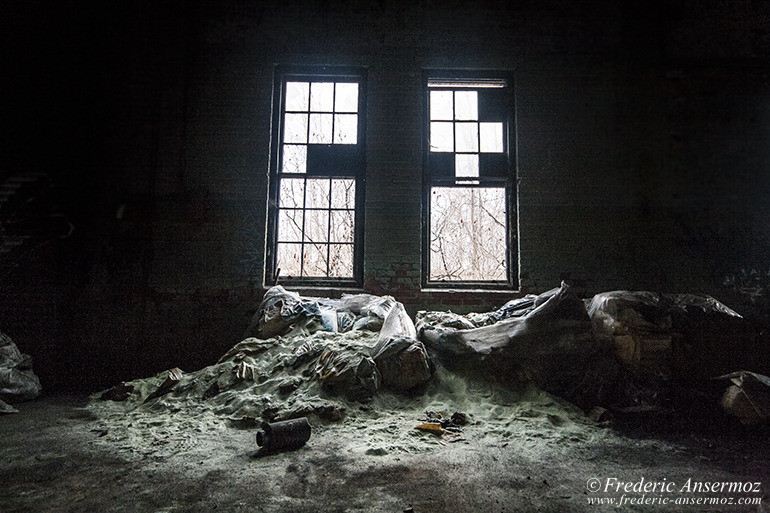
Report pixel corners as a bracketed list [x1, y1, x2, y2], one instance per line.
[416, 283, 770, 424]
[98, 284, 770, 427]
[100, 287, 433, 423]
[0, 330, 42, 414]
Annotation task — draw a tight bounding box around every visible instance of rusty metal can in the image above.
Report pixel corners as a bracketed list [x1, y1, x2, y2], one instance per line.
[256, 417, 311, 453]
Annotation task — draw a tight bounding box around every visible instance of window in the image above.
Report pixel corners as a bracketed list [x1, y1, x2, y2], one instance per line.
[266, 67, 366, 286]
[423, 71, 517, 288]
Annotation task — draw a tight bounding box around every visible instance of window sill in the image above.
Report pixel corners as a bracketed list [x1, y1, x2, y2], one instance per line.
[420, 287, 519, 294]
[264, 284, 366, 297]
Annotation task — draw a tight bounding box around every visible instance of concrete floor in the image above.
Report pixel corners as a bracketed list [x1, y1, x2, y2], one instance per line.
[1, 395, 769, 513]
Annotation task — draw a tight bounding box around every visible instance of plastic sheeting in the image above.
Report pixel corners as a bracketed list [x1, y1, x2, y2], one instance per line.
[587, 290, 763, 382]
[250, 286, 433, 393]
[247, 286, 396, 339]
[417, 283, 611, 401]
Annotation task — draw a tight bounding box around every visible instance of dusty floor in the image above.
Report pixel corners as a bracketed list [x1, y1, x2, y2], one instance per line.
[1, 394, 768, 513]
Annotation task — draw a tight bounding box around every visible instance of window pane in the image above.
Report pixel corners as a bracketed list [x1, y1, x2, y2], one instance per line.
[330, 210, 354, 242]
[430, 122, 454, 152]
[303, 209, 329, 243]
[305, 178, 330, 209]
[454, 91, 478, 120]
[285, 82, 309, 111]
[455, 154, 479, 178]
[334, 114, 358, 144]
[480, 122, 504, 153]
[279, 178, 305, 208]
[282, 144, 307, 174]
[331, 179, 355, 209]
[328, 244, 354, 277]
[430, 187, 506, 281]
[302, 243, 328, 277]
[455, 122, 479, 152]
[430, 91, 453, 120]
[334, 83, 358, 113]
[276, 243, 302, 277]
[310, 82, 334, 111]
[283, 113, 308, 143]
[309, 113, 333, 144]
[277, 209, 303, 242]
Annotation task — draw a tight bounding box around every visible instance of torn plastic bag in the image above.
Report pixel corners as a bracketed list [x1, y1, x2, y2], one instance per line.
[248, 287, 399, 338]
[0, 331, 42, 405]
[248, 286, 305, 338]
[338, 293, 395, 320]
[418, 282, 608, 398]
[371, 302, 432, 392]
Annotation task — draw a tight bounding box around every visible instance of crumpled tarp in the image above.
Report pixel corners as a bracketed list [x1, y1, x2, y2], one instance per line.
[247, 286, 433, 393]
[0, 330, 42, 412]
[417, 282, 612, 402]
[587, 290, 765, 382]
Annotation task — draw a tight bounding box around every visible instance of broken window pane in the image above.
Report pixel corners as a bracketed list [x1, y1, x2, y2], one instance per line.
[303, 209, 329, 243]
[455, 122, 479, 152]
[331, 179, 355, 209]
[334, 83, 358, 113]
[310, 82, 334, 112]
[429, 187, 506, 281]
[455, 154, 479, 178]
[285, 82, 309, 111]
[328, 244, 354, 277]
[309, 113, 333, 144]
[282, 144, 307, 174]
[480, 122, 503, 153]
[430, 91, 453, 120]
[305, 178, 330, 209]
[284, 113, 308, 144]
[330, 210, 354, 243]
[333, 114, 357, 144]
[277, 209, 304, 242]
[276, 243, 302, 277]
[454, 91, 478, 120]
[279, 178, 305, 208]
[302, 243, 328, 277]
[430, 122, 454, 152]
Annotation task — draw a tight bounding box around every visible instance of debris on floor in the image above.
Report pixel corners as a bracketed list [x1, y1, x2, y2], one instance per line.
[414, 422, 443, 435]
[0, 397, 18, 414]
[414, 410, 470, 441]
[256, 417, 312, 455]
[143, 368, 184, 403]
[0, 330, 42, 412]
[93, 283, 769, 450]
[716, 371, 770, 425]
[100, 382, 135, 402]
[95, 287, 434, 424]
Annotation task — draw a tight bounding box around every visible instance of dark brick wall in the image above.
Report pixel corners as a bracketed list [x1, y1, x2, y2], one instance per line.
[1, 0, 769, 390]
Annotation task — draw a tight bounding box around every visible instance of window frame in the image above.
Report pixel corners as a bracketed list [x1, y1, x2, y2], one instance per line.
[421, 69, 518, 290]
[265, 65, 367, 288]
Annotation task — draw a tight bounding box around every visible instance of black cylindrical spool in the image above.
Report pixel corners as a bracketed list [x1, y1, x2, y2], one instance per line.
[256, 417, 311, 452]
